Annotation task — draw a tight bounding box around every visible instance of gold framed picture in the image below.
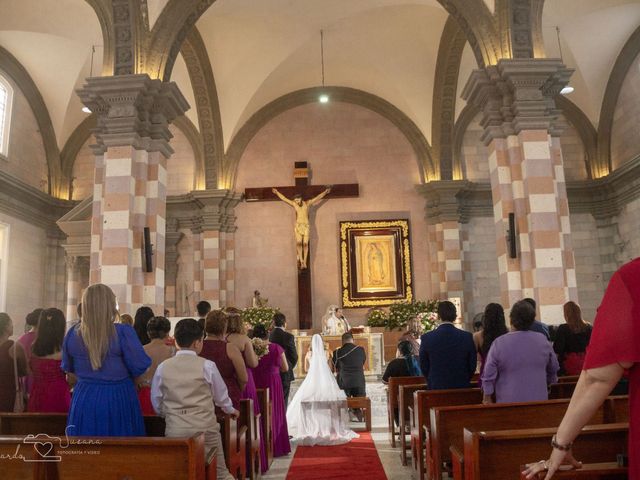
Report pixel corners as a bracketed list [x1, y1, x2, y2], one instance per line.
[340, 219, 412, 307]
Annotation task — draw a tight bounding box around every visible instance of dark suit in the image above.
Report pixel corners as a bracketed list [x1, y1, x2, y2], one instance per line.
[269, 327, 298, 405]
[332, 343, 366, 397]
[419, 323, 476, 390]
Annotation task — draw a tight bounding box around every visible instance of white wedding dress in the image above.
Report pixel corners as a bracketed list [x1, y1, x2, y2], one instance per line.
[286, 334, 359, 446]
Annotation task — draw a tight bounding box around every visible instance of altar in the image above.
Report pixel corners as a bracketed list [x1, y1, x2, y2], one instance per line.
[292, 331, 384, 378]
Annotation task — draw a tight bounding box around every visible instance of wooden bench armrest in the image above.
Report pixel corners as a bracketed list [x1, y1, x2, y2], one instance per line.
[450, 445, 464, 480]
[519, 462, 627, 479]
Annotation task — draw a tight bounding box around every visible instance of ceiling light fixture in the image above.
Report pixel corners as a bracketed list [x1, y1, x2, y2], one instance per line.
[556, 26, 574, 95]
[82, 45, 97, 113]
[318, 30, 328, 103]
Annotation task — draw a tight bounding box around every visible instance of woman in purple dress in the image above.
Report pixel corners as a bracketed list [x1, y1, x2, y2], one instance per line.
[28, 308, 71, 413]
[481, 300, 559, 404]
[250, 324, 291, 457]
[225, 309, 268, 472]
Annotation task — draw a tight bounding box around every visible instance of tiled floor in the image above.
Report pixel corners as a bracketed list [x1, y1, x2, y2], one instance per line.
[263, 380, 417, 480]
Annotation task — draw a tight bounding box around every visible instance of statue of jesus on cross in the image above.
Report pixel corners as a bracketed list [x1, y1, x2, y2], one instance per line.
[272, 186, 331, 269]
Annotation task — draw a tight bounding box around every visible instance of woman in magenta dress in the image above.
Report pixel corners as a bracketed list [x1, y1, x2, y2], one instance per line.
[250, 324, 291, 457]
[224, 309, 268, 472]
[28, 308, 71, 413]
[18, 308, 42, 401]
[199, 310, 247, 417]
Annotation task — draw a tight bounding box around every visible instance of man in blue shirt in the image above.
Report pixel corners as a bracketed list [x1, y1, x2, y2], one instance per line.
[523, 298, 551, 340]
[419, 301, 477, 389]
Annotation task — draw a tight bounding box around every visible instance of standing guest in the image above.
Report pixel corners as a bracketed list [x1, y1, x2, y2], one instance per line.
[196, 300, 212, 332]
[119, 313, 134, 326]
[225, 309, 266, 473]
[420, 301, 476, 390]
[28, 308, 71, 413]
[62, 284, 151, 436]
[553, 301, 592, 376]
[269, 312, 298, 405]
[475, 303, 508, 385]
[523, 258, 640, 479]
[133, 306, 155, 346]
[200, 310, 248, 415]
[151, 318, 238, 480]
[251, 324, 291, 457]
[523, 297, 551, 340]
[0, 313, 27, 412]
[482, 300, 559, 404]
[136, 316, 174, 415]
[398, 316, 422, 357]
[18, 308, 42, 399]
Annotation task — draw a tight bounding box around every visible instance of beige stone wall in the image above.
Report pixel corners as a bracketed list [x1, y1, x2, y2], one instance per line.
[0, 211, 47, 337]
[0, 71, 48, 192]
[559, 114, 588, 181]
[617, 196, 640, 267]
[175, 227, 195, 316]
[611, 51, 640, 170]
[460, 113, 490, 182]
[233, 102, 432, 328]
[72, 125, 196, 201]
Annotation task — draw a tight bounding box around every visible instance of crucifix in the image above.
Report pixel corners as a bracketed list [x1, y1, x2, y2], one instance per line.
[244, 161, 359, 329]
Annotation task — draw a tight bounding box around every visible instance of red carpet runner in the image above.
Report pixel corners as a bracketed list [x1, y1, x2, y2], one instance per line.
[285, 432, 387, 480]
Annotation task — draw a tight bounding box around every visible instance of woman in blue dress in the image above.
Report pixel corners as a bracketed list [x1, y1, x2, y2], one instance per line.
[62, 284, 151, 436]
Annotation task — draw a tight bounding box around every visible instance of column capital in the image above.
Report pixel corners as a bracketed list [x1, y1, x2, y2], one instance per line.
[191, 189, 243, 233]
[417, 180, 491, 224]
[77, 74, 190, 157]
[462, 59, 573, 143]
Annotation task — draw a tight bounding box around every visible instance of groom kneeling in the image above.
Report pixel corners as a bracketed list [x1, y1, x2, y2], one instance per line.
[332, 333, 366, 420]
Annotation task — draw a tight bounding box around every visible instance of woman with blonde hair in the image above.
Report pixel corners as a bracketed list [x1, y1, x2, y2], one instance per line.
[62, 284, 151, 435]
[553, 301, 592, 376]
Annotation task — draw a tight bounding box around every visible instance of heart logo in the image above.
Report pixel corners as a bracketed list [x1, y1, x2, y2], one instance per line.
[34, 441, 54, 458]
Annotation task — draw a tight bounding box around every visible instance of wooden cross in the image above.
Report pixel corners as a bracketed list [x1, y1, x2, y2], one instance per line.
[244, 161, 359, 329]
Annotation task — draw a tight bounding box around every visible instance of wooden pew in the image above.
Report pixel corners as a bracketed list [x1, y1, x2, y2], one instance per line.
[520, 462, 628, 479]
[0, 433, 216, 480]
[549, 381, 578, 399]
[409, 388, 482, 480]
[398, 383, 426, 465]
[346, 396, 372, 432]
[256, 388, 273, 468]
[461, 423, 628, 480]
[239, 399, 262, 480]
[430, 396, 628, 480]
[387, 376, 425, 447]
[219, 415, 247, 480]
[558, 375, 580, 383]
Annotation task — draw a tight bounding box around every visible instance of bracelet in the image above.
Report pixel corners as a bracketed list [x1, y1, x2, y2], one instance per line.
[551, 435, 572, 451]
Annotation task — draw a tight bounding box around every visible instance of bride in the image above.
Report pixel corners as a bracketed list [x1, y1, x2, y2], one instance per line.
[286, 334, 359, 445]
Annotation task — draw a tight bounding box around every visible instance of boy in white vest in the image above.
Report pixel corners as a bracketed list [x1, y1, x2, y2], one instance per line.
[151, 318, 238, 480]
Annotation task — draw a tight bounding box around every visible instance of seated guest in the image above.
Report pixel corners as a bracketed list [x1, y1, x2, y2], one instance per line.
[196, 300, 212, 333]
[151, 318, 238, 480]
[133, 306, 154, 345]
[523, 297, 551, 340]
[136, 316, 175, 415]
[553, 301, 593, 375]
[119, 313, 134, 326]
[0, 313, 27, 412]
[251, 324, 291, 457]
[62, 284, 151, 435]
[481, 300, 559, 404]
[225, 309, 267, 473]
[419, 301, 476, 390]
[475, 303, 508, 384]
[383, 340, 421, 426]
[28, 308, 71, 413]
[200, 310, 248, 415]
[398, 316, 422, 356]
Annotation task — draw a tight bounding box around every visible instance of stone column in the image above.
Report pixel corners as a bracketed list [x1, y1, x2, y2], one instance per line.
[164, 218, 183, 316]
[78, 74, 189, 315]
[462, 59, 578, 322]
[190, 190, 242, 309]
[65, 256, 81, 321]
[419, 180, 469, 310]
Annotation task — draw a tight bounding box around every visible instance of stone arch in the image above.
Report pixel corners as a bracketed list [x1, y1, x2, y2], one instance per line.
[0, 47, 63, 197]
[224, 86, 434, 189]
[172, 115, 206, 190]
[554, 96, 598, 180]
[597, 24, 640, 177]
[84, 0, 115, 75]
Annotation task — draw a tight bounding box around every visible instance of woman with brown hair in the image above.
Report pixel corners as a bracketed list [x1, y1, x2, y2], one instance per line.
[136, 316, 174, 415]
[553, 301, 592, 376]
[62, 284, 151, 435]
[200, 310, 248, 415]
[28, 308, 71, 413]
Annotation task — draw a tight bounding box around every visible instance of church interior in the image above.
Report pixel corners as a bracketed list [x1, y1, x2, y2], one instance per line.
[0, 0, 639, 479]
